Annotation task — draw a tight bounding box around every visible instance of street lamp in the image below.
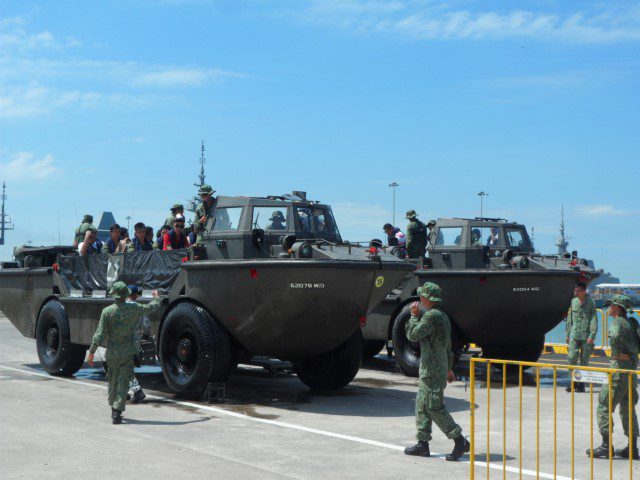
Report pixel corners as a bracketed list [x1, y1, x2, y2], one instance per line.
[477, 191, 489, 218]
[389, 182, 399, 226]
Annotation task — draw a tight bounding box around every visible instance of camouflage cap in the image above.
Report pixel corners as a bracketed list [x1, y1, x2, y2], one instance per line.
[171, 203, 184, 211]
[417, 282, 443, 303]
[82, 214, 93, 223]
[427, 220, 437, 227]
[270, 210, 285, 220]
[199, 184, 215, 195]
[610, 294, 632, 311]
[406, 210, 417, 219]
[110, 281, 131, 299]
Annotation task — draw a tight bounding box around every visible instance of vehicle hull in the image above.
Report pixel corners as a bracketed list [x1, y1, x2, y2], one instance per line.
[415, 269, 579, 347]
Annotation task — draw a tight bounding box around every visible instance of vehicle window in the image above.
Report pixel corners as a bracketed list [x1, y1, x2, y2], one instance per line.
[471, 227, 500, 246]
[212, 207, 242, 231]
[296, 207, 313, 232]
[252, 207, 287, 231]
[313, 209, 334, 233]
[435, 227, 463, 246]
[506, 228, 526, 247]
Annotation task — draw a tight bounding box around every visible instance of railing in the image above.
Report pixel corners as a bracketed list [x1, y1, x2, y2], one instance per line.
[469, 357, 638, 480]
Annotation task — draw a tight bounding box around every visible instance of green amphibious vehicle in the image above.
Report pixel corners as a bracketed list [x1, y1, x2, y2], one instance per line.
[0, 192, 413, 397]
[363, 217, 598, 376]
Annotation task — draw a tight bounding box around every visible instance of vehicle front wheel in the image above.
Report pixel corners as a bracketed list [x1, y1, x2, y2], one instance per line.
[36, 301, 86, 376]
[294, 329, 363, 391]
[391, 306, 420, 377]
[159, 302, 232, 399]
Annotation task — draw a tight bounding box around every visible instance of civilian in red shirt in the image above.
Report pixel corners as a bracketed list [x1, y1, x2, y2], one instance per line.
[163, 215, 190, 250]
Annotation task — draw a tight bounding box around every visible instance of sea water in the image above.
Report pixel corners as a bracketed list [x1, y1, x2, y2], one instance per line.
[545, 309, 639, 346]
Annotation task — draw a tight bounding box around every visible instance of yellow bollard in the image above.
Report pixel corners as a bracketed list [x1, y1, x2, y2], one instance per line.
[470, 359, 476, 480]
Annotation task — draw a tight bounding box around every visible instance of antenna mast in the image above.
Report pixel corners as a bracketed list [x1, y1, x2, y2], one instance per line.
[555, 205, 570, 256]
[0, 182, 15, 246]
[196, 140, 206, 189]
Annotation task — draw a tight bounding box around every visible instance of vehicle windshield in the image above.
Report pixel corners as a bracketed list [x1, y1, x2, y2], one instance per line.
[471, 226, 501, 246]
[253, 206, 288, 231]
[212, 207, 242, 231]
[435, 227, 463, 246]
[506, 227, 527, 247]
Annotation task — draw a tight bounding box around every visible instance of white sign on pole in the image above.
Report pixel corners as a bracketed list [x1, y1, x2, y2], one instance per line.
[572, 370, 609, 384]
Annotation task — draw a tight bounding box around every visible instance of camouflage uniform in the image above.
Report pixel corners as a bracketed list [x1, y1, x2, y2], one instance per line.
[194, 184, 218, 245]
[405, 210, 427, 259]
[566, 295, 598, 366]
[596, 297, 639, 439]
[406, 284, 462, 442]
[74, 214, 94, 245]
[89, 282, 161, 412]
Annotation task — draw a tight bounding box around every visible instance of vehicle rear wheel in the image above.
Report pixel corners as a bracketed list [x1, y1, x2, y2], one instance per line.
[294, 329, 363, 391]
[36, 301, 86, 376]
[159, 302, 231, 398]
[362, 339, 386, 359]
[482, 336, 545, 370]
[392, 306, 419, 377]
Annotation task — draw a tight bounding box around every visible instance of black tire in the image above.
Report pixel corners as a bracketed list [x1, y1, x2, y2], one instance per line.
[36, 301, 86, 376]
[159, 302, 231, 398]
[294, 329, 363, 391]
[482, 336, 545, 369]
[362, 339, 386, 359]
[391, 306, 420, 377]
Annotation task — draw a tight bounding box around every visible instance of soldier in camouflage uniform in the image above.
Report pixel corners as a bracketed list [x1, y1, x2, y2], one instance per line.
[404, 282, 470, 461]
[165, 203, 184, 229]
[194, 184, 229, 245]
[565, 281, 598, 392]
[73, 214, 94, 248]
[126, 285, 150, 404]
[405, 210, 427, 259]
[587, 294, 639, 459]
[87, 282, 161, 424]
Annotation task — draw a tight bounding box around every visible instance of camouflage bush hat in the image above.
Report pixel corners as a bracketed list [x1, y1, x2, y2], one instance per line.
[406, 209, 417, 219]
[110, 281, 131, 299]
[171, 203, 184, 211]
[417, 282, 443, 303]
[82, 214, 93, 223]
[610, 294, 632, 311]
[270, 210, 285, 220]
[199, 184, 215, 195]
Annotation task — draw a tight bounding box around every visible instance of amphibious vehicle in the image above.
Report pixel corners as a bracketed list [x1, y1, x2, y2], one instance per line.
[0, 192, 414, 396]
[362, 217, 597, 376]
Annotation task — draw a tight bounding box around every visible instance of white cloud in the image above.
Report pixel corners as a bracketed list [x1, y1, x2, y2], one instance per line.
[575, 205, 628, 217]
[0, 16, 79, 52]
[132, 67, 243, 87]
[0, 83, 156, 117]
[0, 151, 59, 180]
[290, 1, 640, 44]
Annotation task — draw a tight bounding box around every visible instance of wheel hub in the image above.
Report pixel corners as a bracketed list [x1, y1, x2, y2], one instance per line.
[46, 326, 59, 354]
[176, 338, 193, 363]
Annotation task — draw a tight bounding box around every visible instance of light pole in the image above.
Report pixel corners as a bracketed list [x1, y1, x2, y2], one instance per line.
[389, 182, 399, 226]
[477, 191, 489, 218]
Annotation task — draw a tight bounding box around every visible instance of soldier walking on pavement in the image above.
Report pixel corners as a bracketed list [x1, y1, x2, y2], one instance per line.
[566, 281, 598, 392]
[405, 210, 427, 259]
[404, 282, 470, 461]
[87, 282, 161, 424]
[587, 294, 640, 459]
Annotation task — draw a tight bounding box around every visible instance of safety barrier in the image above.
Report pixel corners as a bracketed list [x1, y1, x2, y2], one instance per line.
[469, 357, 638, 480]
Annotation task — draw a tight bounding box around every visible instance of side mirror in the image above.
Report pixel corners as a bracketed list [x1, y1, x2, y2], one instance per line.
[282, 234, 297, 251]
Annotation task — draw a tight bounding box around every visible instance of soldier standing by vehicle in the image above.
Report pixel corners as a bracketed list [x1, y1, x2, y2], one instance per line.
[405, 210, 427, 259]
[127, 285, 149, 404]
[404, 282, 470, 461]
[73, 214, 94, 248]
[87, 282, 161, 424]
[566, 281, 598, 392]
[587, 294, 639, 459]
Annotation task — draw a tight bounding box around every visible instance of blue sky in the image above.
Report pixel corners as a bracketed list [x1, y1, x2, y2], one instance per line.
[0, 1, 638, 280]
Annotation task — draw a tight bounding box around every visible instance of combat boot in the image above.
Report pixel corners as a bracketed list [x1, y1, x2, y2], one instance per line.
[404, 441, 430, 457]
[132, 388, 146, 404]
[111, 408, 123, 425]
[586, 434, 613, 458]
[446, 435, 470, 461]
[575, 382, 585, 393]
[615, 439, 639, 459]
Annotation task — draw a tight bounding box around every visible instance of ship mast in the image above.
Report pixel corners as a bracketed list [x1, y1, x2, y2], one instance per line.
[555, 206, 569, 256]
[186, 141, 208, 213]
[196, 140, 206, 189]
[0, 182, 15, 246]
